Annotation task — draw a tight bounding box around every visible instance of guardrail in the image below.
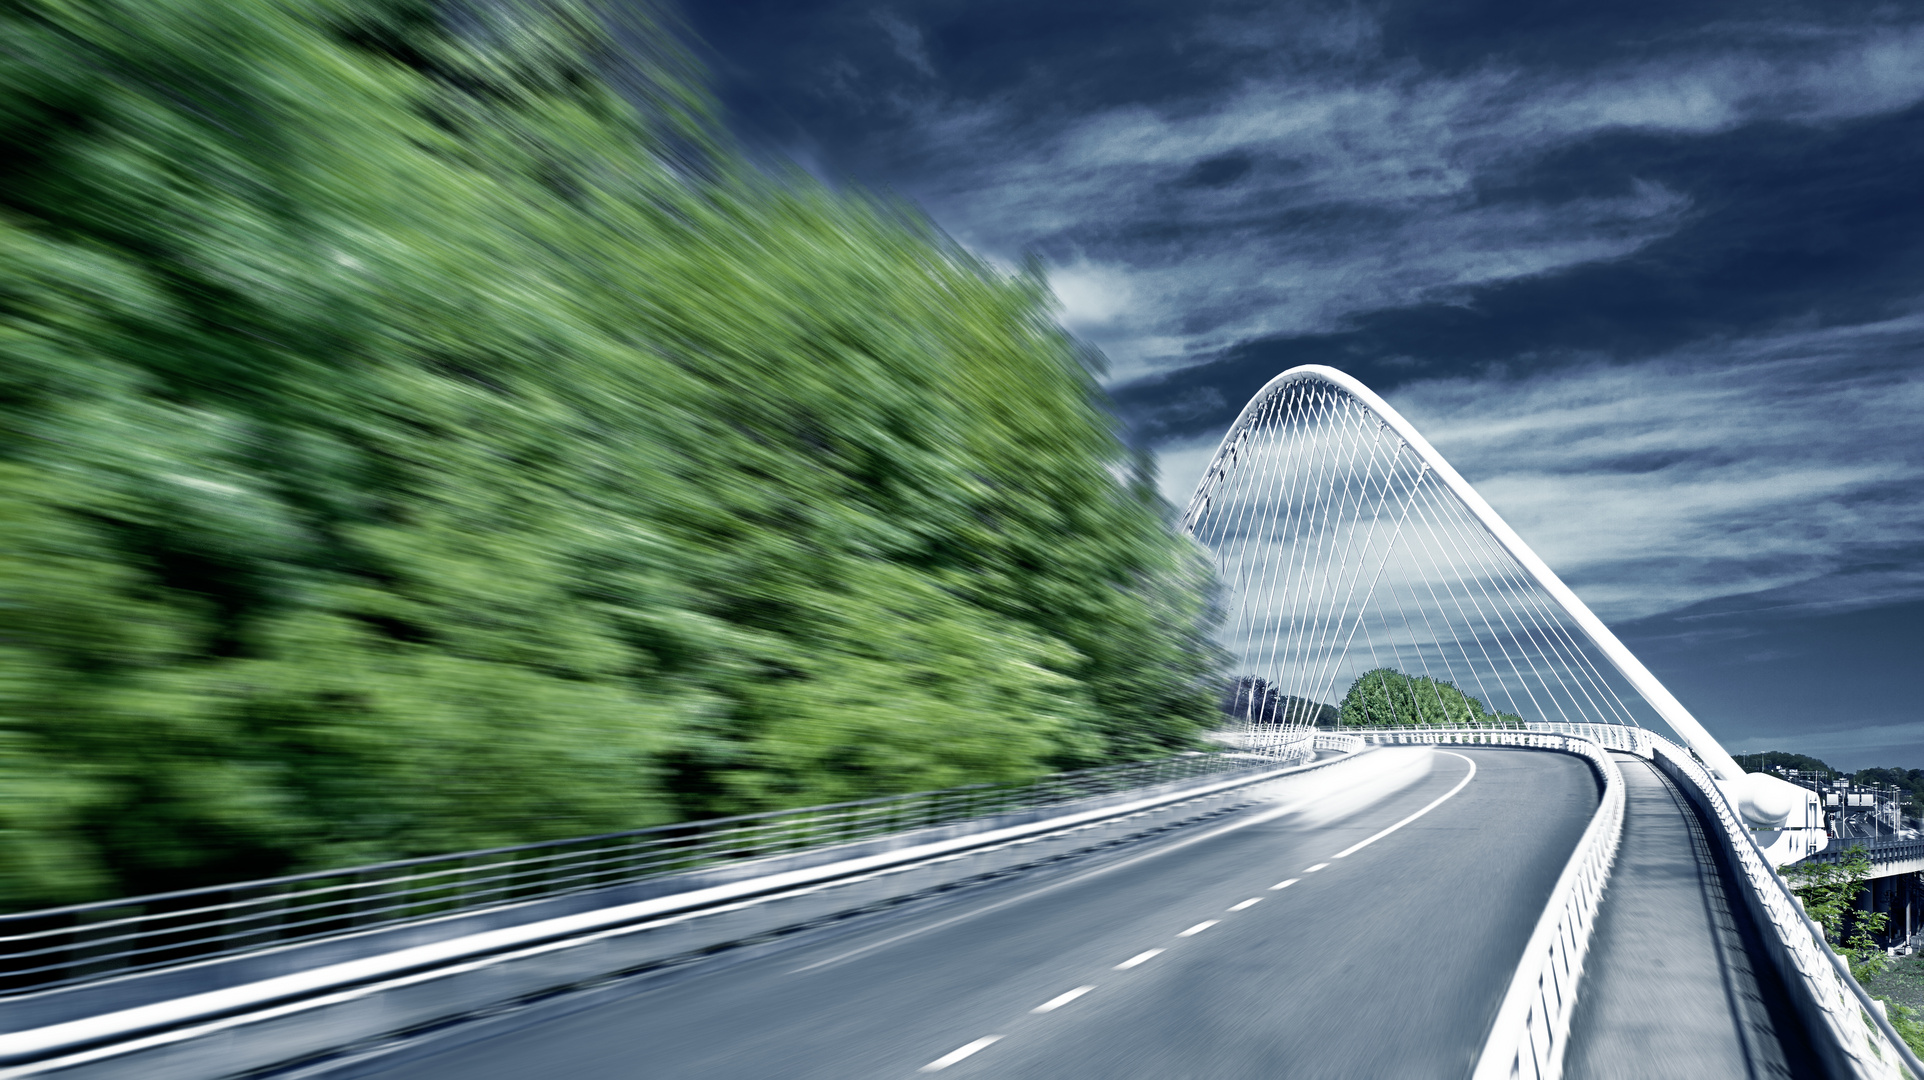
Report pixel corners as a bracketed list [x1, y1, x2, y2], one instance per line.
[0, 751, 1258, 999]
[27, 724, 1890, 1080]
[1526, 722, 1923, 1079]
[0, 747, 1363, 1079]
[1312, 732, 1364, 753]
[1345, 726, 1625, 1080]
[1648, 737, 1924, 1080]
[1804, 836, 1924, 871]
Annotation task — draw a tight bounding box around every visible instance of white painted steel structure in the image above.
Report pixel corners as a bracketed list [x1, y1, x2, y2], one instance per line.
[1179, 365, 1909, 1077]
[1182, 364, 1745, 778]
[1181, 364, 1826, 864]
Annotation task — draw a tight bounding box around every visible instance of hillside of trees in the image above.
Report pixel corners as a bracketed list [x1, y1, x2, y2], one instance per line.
[0, 0, 1227, 909]
[1737, 751, 1840, 778]
[1337, 669, 1525, 729]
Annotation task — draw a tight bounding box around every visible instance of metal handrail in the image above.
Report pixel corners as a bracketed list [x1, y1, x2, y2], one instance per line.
[1649, 736, 1924, 1079]
[0, 751, 1352, 1072]
[1350, 726, 1627, 1080]
[0, 751, 1263, 997]
[1804, 836, 1924, 866]
[1361, 722, 1924, 1079]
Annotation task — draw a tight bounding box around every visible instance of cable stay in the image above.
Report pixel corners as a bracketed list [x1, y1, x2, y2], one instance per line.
[1181, 366, 1780, 799]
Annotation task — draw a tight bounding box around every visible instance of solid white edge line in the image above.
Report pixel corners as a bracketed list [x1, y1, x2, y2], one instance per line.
[7, 755, 1344, 1064]
[921, 1035, 1002, 1071]
[1115, 949, 1164, 970]
[1332, 750, 1478, 859]
[1032, 986, 1095, 1013]
[787, 758, 1374, 975]
[1178, 921, 1219, 937]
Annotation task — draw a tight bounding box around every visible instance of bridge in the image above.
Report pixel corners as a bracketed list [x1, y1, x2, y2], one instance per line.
[0, 366, 1914, 1079]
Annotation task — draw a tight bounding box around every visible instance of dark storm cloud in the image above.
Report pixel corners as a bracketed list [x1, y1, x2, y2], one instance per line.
[1117, 99, 1924, 441]
[685, 0, 1294, 155]
[692, 4, 1922, 389]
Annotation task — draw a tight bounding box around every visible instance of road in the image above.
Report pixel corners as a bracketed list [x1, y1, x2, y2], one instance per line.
[322, 747, 1600, 1080]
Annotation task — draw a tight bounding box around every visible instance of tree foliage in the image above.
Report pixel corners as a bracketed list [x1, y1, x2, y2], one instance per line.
[1736, 750, 1840, 778]
[1781, 847, 1890, 979]
[0, 0, 1226, 908]
[1337, 668, 1524, 729]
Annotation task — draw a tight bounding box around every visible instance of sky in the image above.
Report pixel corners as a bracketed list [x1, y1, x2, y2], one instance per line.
[675, 0, 1924, 770]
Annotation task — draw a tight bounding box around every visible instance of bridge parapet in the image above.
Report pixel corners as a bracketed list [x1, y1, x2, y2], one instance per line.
[1359, 725, 1924, 1079]
[1801, 836, 1924, 878]
[1650, 732, 1920, 1079]
[1347, 727, 1626, 1080]
[0, 748, 1371, 1079]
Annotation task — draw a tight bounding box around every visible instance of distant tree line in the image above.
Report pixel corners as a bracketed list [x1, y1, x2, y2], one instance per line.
[0, 0, 1228, 908]
[1220, 677, 1338, 728]
[1738, 751, 1840, 778]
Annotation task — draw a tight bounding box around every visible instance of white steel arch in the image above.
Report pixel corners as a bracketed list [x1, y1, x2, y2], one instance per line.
[1183, 364, 1747, 783]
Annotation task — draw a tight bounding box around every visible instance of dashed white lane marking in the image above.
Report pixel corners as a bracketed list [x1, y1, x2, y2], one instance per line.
[1033, 986, 1095, 1013]
[1332, 750, 1478, 859]
[904, 760, 1481, 1075]
[921, 1035, 1002, 1071]
[790, 786, 1322, 975]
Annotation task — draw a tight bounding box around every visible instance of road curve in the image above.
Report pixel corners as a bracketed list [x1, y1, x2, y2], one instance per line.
[321, 747, 1600, 1080]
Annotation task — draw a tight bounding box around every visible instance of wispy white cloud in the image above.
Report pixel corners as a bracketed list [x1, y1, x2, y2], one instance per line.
[1168, 315, 1924, 623]
[872, 10, 936, 79]
[1730, 721, 1924, 768]
[864, 14, 1924, 378]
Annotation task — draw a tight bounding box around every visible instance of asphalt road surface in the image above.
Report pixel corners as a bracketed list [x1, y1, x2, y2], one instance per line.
[329, 747, 1600, 1080]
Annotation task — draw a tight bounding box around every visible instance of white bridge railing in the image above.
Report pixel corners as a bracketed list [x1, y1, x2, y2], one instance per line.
[1357, 722, 1922, 1080]
[1350, 727, 1625, 1080]
[1645, 735, 1921, 1079]
[1533, 722, 1919, 1077]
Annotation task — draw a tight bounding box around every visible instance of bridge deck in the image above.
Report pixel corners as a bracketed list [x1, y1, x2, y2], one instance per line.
[1565, 753, 1820, 1079]
[311, 748, 1594, 1079]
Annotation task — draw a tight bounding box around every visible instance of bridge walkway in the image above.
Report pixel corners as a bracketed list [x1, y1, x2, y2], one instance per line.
[1566, 753, 1822, 1079]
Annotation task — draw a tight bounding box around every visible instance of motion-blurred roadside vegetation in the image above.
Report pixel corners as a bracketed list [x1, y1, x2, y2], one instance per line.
[0, 0, 1226, 909]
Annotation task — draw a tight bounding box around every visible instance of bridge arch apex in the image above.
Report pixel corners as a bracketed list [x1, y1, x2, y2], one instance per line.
[1183, 364, 1747, 784]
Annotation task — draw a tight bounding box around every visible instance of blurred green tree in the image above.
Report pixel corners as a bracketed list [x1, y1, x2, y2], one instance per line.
[0, 0, 1226, 907]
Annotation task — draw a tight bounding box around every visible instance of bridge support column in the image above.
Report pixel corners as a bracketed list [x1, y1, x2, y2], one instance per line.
[1859, 870, 1924, 950]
